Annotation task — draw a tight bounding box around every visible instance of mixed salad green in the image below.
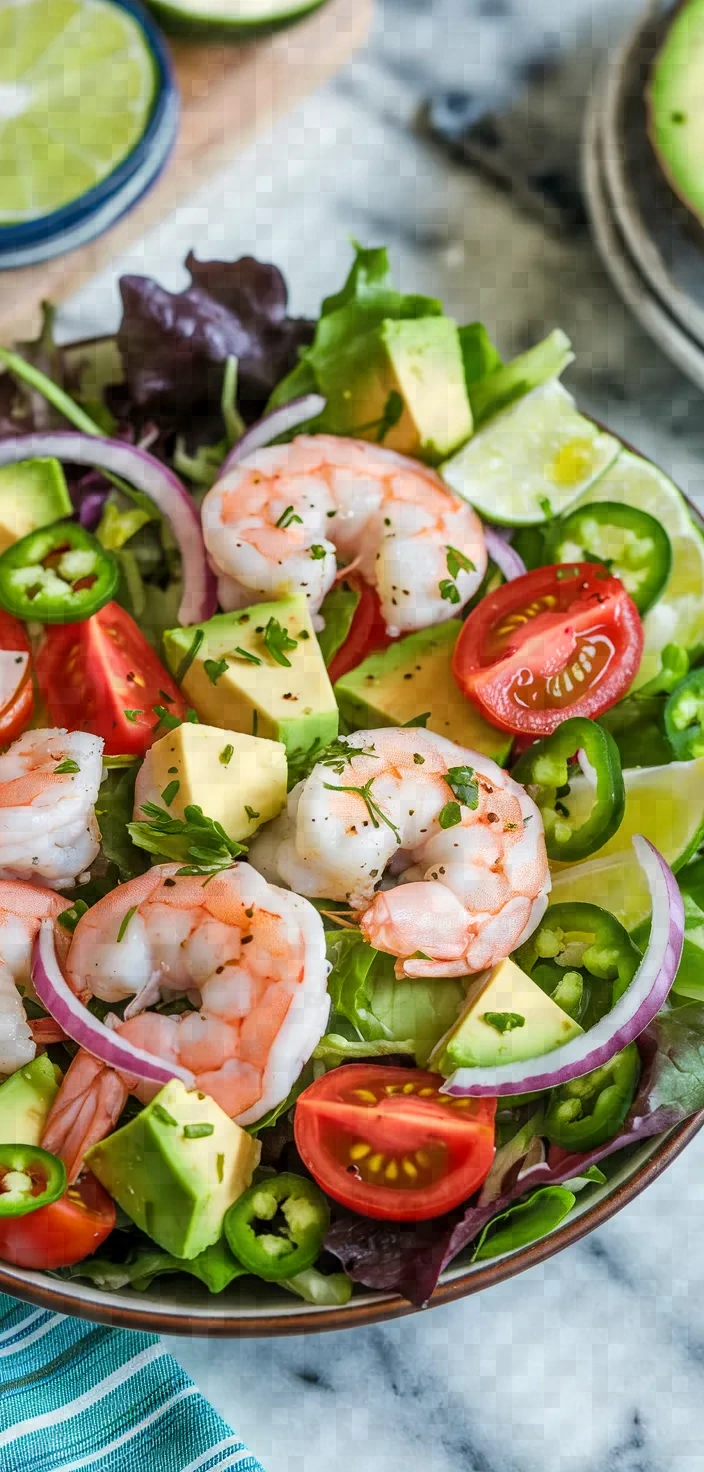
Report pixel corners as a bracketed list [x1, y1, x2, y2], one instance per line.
[0, 244, 703, 1311]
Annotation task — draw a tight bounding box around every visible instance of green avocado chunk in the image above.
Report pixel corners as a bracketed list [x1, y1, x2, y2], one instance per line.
[86, 1079, 261, 1260]
[0, 1054, 62, 1146]
[648, 0, 704, 227]
[430, 957, 583, 1074]
[163, 594, 339, 765]
[334, 619, 511, 763]
[0, 459, 72, 555]
[323, 315, 473, 464]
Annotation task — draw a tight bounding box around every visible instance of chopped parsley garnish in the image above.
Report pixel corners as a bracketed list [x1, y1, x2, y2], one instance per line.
[128, 802, 247, 875]
[482, 1011, 525, 1034]
[263, 617, 298, 668]
[174, 628, 204, 685]
[403, 712, 430, 728]
[161, 780, 180, 807]
[123, 709, 143, 724]
[54, 758, 80, 775]
[244, 805, 260, 821]
[323, 775, 401, 844]
[446, 545, 475, 579]
[233, 646, 262, 666]
[439, 578, 461, 605]
[310, 544, 327, 560]
[275, 505, 303, 529]
[117, 906, 137, 943]
[183, 1122, 214, 1139]
[57, 899, 89, 934]
[153, 1104, 178, 1127]
[219, 744, 234, 767]
[438, 801, 462, 829]
[446, 765, 479, 809]
[204, 657, 229, 685]
[152, 704, 182, 732]
[318, 737, 377, 776]
[413, 753, 425, 764]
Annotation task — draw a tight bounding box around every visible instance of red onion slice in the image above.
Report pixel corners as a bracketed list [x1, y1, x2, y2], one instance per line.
[0, 433, 216, 626]
[221, 395, 326, 474]
[32, 920, 195, 1089]
[441, 835, 684, 1098]
[482, 525, 526, 582]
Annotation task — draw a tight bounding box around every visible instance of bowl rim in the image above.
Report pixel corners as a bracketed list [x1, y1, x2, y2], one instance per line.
[2, 1111, 701, 1336]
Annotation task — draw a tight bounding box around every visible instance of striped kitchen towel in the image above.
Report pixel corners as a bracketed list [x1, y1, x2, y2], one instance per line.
[0, 1293, 266, 1472]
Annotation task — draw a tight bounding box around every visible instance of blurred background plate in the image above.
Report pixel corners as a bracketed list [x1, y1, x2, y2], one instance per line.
[583, 65, 704, 394]
[599, 0, 704, 350]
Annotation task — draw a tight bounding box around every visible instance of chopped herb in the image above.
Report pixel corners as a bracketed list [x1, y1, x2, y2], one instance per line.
[446, 545, 475, 580]
[216, 1153, 225, 1183]
[204, 657, 229, 686]
[168, 767, 178, 774]
[263, 617, 298, 668]
[438, 800, 462, 829]
[186, 709, 200, 724]
[153, 1103, 178, 1127]
[323, 775, 401, 844]
[117, 906, 137, 943]
[183, 1122, 215, 1139]
[244, 805, 260, 821]
[446, 765, 479, 809]
[439, 578, 461, 605]
[57, 899, 89, 934]
[128, 802, 247, 875]
[219, 745, 234, 767]
[233, 646, 262, 666]
[174, 629, 204, 685]
[161, 780, 180, 807]
[123, 709, 143, 724]
[275, 504, 304, 530]
[403, 712, 430, 728]
[310, 544, 327, 560]
[54, 758, 80, 775]
[413, 753, 425, 765]
[482, 1011, 525, 1034]
[317, 737, 377, 776]
[152, 704, 182, 732]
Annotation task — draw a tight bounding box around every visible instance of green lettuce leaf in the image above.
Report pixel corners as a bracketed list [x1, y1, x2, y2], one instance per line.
[458, 322, 502, 390]
[61, 1236, 246, 1294]
[471, 1186, 576, 1261]
[323, 928, 467, 1066]
[316, 581, 361, 668]
[468, 328, 574, 426]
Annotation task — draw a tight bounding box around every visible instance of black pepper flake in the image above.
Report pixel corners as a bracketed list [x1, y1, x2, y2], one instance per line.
[242, 935, 253, 945]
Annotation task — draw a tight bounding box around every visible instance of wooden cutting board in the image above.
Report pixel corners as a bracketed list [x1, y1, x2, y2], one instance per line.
[0, 0, 372, 342]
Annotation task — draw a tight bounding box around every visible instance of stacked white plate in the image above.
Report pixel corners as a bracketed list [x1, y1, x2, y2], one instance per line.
[583, 0, 704, 393]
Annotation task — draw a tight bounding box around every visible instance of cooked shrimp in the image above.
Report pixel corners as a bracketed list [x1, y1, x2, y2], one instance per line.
[249, 728, 551, 978]
[201, 435, 487, 636]
[41, 861, 330, 1178]
[0, 881, 69, 1075]
[0, 729, 103, 889]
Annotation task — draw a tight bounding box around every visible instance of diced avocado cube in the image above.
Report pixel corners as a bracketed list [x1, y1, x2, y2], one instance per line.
[86, 1079, 261, 1260]
[147, 723, 287, 841]
[0, 459, 72, 555]
[325, 316, 472, 464]
[0, 1054, 62, 1145]
[431, 957, 583, 1074]
[163, 595, 338, 764]
[334, 619, 511, 764]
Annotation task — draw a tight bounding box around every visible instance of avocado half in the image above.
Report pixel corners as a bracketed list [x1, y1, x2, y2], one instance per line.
[146, 0, 327, 39]
[647, 0, 704, 227]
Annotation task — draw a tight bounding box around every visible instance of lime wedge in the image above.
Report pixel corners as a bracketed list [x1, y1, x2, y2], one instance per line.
[549, 852, 652, 933]
[441, 380, 620, 527]
[147, 0, 324, 32]
[552, 756, 704, 882]
[0, 0, 156, 224]
[573, 451, 704, 688]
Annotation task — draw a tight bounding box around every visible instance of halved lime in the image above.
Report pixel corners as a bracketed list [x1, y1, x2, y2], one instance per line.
[552, 756, 704, 880]
[146, 0, 325, 36]
[549, 852, 652, 933]
[0, 0, 157, 225]
[441, 380, 620, 527]
[573, 451, 704, 688]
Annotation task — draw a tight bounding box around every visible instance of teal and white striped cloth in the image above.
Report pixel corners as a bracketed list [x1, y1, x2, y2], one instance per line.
[0, 1293, 265, 1472]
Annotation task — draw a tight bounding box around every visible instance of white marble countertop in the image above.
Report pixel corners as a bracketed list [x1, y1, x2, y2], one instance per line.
[62, 0, 704, 1465]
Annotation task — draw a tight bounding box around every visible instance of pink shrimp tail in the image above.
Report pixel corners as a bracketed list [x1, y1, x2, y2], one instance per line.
[42, 1050, 128, 1183]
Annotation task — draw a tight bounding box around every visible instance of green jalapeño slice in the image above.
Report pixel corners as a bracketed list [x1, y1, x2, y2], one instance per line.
[512, 716, 625, 863]
[224, 1172, 329, 1282]
[0, 521, 119, 624]
[0, 1144, 66, 1217]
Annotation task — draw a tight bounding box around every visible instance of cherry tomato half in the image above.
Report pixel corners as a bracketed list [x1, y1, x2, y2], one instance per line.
[294, 1065, 496, 1222]
[0, 610, 33, 744]
[35, 601, 187, 756]
[328, 577, 394, 684]
[452, 563, 643, 736]
[0, 1171, 115, 1269]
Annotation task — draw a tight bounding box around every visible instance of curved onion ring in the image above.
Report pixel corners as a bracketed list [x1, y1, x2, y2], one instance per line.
[482, 526, 527, 582]
[221, 394, 326, 474]
[441, 835, 684, 1097]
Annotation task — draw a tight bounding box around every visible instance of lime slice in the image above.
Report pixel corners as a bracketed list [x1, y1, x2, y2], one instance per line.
[552, 756, 704, 881]
[441, 380, 620, 527]
[573, 451, 704, 688]
[147, 0, 324, 33]
[549, 852, 652, 932]
[0, 0, 156, 224]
